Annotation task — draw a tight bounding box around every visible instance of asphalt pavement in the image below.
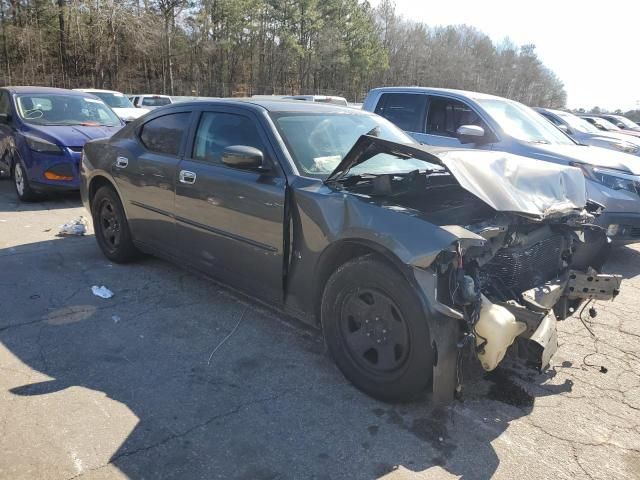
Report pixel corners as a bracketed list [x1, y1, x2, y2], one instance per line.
[0, 179, 639, 480]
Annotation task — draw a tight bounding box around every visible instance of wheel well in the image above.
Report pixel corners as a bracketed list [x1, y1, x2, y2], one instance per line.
[88, 176, 116, 209]
[313, 241, 409, 325]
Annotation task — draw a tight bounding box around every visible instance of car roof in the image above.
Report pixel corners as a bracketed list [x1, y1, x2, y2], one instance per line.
[541, 108, 573, 116]
[368, 86, 505, 101]
[161, 98, 371, 114]
[74, 88, 124, 94]
[2, 86, 95, 97]
[136, 94, 171, 97]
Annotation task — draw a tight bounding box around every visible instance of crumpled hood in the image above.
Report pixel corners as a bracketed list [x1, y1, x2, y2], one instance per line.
[112, 107, 149, 120]
[436, 149, 586, 219]
[327, 135, 587, 220]
[28, 124, 122, 147]
[531, 143, 640, 175]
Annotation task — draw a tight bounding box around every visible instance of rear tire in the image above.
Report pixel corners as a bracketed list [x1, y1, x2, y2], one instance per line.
[91, 186, 140, 263]
[321, 255, 433, 402]
[13, 161, 39, 202]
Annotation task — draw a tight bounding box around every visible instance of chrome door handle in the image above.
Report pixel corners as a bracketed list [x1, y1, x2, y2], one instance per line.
[179, 170, 197, 184]
[116, 156, 129, 168]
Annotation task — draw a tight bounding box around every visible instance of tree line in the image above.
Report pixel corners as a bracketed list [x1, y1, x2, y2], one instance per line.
[0, 0, 567, 106]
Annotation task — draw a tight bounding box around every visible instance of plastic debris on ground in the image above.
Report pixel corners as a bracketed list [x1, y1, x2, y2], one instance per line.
[91, 285, 114, 299]
[58, 217, 88, 236]
[112, 315, 121, 323]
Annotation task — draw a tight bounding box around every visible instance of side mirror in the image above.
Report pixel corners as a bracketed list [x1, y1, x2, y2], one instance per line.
[222, 145, 269, 171]
[456, 125, 486, 144]
[0, 113, 11, 124]
[557, 124, 570, 134]
[617, 123, 626, 129]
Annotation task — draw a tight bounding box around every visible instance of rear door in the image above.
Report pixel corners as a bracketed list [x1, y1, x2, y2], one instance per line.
[174, 107, 286, 303]
[112, 110, 194, 254]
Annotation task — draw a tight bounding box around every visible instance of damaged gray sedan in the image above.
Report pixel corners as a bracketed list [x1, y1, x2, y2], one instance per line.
[80, 100, 622, 403]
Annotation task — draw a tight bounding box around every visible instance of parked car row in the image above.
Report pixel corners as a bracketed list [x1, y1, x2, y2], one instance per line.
[0, 83, 625, 404]
[535, 108, 640, 155]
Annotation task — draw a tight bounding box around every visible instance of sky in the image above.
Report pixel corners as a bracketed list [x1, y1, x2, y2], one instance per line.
[379, 0, 640, 111]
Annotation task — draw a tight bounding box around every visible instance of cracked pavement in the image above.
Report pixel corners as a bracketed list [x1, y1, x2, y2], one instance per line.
[0, 180, 639, 480]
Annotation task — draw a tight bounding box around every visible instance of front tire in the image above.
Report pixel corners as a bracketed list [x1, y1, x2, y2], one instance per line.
[321, 255, 433, 402]
[91, 186, 140, 263]
[13, 161, 38, 202]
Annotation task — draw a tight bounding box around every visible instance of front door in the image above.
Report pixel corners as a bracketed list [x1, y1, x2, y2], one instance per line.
[175, 108, 286, 303]
[414, 95, 493, 149]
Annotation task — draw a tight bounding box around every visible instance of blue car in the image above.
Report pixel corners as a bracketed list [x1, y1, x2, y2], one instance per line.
[0, 86, 123, 201]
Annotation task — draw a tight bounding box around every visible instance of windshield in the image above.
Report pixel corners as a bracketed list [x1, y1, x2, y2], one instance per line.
[16, 94, 122, 126]
[555, 111, 600, 133]
[590, 117, 621, 131]
[478, 99, 574, 145]
[271, 112, 432, 178]
[610, 115, 639, 129]
[91, 91, 134, 109]
[141, 96, 171, 107]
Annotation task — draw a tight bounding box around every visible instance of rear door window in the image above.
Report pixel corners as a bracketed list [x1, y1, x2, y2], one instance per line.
[426, 97, 488, 138]
[374, 93, 427, 133]
[139, 112, 191, 156]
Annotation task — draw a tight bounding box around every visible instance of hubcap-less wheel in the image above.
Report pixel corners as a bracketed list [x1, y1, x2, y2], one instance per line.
[339, 288, 410, 374]
[98, 199, 121, 250]
[14, 163, 25, 196]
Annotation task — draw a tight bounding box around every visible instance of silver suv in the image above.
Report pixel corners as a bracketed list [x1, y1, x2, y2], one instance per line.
[363, 87, 640, 244]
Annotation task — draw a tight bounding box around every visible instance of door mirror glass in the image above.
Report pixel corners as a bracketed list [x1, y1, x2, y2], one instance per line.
[617, 122, 626, 129]
[456, 125, 486, 144]
[222, 145, 268, 171]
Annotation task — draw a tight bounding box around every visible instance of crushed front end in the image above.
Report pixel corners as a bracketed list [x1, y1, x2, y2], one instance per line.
[431, 214, 620, 375]
[325, 136, 623, 403]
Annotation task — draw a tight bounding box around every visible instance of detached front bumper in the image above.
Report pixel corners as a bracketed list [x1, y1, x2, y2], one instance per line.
[510, 268, 621, 370]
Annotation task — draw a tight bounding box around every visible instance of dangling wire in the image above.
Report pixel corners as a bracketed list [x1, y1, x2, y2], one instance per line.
[578, 299, 595, 338]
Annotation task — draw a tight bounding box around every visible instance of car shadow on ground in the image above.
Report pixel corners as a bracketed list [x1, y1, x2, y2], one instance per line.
[604, 244, 640, 279]
[1, 237, 575, 479]
[0, 178, 82, 212]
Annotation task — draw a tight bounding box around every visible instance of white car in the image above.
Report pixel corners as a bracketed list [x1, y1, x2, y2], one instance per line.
[130, 94, 173, 110]
[282, 95, 349, 106]
[74, 89, 149, 122]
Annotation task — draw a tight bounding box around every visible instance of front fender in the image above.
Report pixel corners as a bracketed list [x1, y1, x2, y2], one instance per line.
[284, 181, 487, 322]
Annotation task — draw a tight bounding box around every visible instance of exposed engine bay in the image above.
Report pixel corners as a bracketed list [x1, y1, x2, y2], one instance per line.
[327, 136, 622, 387]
